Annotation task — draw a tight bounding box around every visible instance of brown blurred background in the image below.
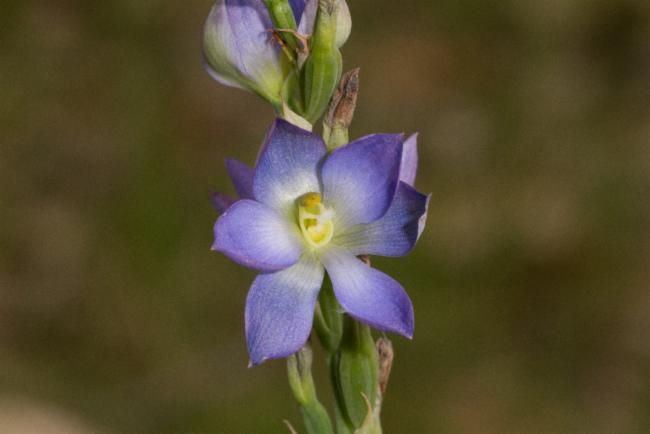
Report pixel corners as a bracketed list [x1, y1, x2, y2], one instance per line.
[1, 0, 649, 432]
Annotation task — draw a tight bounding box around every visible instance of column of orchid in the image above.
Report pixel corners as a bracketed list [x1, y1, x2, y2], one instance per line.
[204, 1, 429, 432]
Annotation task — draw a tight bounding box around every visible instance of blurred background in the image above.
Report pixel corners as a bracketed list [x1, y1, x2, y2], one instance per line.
[1, 0, 649, 432]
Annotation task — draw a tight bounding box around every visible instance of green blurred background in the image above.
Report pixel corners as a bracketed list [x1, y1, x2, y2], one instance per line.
[1, 0, 648, 432]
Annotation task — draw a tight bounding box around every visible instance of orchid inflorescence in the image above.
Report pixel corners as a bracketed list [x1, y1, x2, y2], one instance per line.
[203, 1, 429, 432]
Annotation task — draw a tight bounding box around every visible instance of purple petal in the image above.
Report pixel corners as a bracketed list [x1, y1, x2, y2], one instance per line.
[322, 134, 403, 229]
[297, 0, 317, 34]
[246, 256, 324, 365]
[400, 133, 418, 186]
[201, 55, 246, 90]
[254, 119, 327, 213]
[321, 247, 414, 338]
[289, 0, 307, 22]
[334, 182, 430, 257]
[212, 199, 303, 271]
[225, 158, 254, 199]
[211, 192, 236, 213]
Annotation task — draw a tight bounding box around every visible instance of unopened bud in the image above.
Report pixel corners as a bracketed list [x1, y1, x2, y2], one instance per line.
[298, 0, 351, 49]
[301, 0, 344, 122]
[333, 317, 379, 429]
[203, 0, 290, 106]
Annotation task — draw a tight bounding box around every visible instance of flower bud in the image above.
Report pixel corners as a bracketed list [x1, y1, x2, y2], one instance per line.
[333, 317, 379, 429]
[298, 0, 351, 49]
[202, 0, 290, 106]
[300, 0, 345, 122]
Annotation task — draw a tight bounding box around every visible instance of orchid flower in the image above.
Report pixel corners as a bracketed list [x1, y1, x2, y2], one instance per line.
[211, 119, 429, 365]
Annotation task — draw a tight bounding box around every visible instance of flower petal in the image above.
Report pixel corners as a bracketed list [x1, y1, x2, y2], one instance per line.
[212, 199, 302, 271]
[289, 0, 307, 22]
[400, 133, 418, 186]
[211, 192, 236, 213]
[297, 0, 317, 34]
[322, 133, 403, 229]
[246, 256, 324, 365]
[253, 119, 327, 214]
[321, 247, 414, 338]
[334, 182, 430, 257]
[225, 158, 254, 199]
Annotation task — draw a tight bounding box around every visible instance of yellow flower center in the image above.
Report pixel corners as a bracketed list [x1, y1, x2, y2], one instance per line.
[298, 193, 334, 248]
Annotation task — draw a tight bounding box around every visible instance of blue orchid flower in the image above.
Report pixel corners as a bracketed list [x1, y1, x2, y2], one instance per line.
[212, 120, 429, 366]
[203, 0, 350, 106]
